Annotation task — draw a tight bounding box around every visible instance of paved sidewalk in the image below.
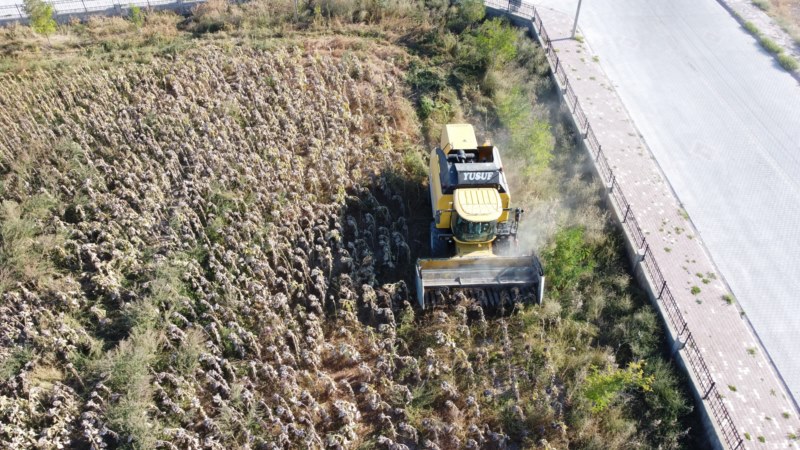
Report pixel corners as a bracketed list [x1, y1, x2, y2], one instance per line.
[520, 4, 800, 449]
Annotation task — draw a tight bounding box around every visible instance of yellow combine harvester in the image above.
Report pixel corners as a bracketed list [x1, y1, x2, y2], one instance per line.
[415, 124, 545, 309]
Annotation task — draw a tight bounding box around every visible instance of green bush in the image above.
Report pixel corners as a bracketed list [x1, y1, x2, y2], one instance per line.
[447, 0, 485, 32]
[406, 64, 446, 96]
[402, 146, 428, 181]
[584, 361, 653, 412]
[474, 18, 518, 68]
[23, 0, 56, 39]
[459, 18, 518, 71]
[778, 53, 799, 71]
[495, 86, 553, 172]
[543, 227, 595, 293]
[759, 36, 783, 54]
[752, 0, 770, 11]
[129, 5, 145, 28]
[641, 359, 692, 447]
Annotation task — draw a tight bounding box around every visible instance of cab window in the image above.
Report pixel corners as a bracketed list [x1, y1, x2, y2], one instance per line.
[452, 215, 496, 242]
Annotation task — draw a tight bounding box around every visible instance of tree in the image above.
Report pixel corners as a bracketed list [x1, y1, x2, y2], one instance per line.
[24, 0, 56, 41]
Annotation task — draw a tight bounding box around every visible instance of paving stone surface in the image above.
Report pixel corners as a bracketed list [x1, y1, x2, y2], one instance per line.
[489, 2, 800, 448]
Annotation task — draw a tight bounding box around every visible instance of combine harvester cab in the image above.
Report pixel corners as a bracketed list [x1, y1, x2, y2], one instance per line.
[416, 124, 545, 309]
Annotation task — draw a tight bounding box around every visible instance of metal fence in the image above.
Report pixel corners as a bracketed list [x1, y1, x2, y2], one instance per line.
[486, 1, 745, 449]
[0, 0, 204, 22]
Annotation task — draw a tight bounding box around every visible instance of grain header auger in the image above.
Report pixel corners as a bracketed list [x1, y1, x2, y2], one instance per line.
[415, 124, 545, 309]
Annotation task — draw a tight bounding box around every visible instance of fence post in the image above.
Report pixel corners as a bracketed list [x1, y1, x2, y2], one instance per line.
[703, 381, 716, 400]
[15, 4, 23, 18]
[658, 280, 667, 299]
[622, 204, 630, 223]
[572, 94, 578, 111]
[583, 116, 589, 136]
[671, 333, 687, 356]
[81, 0, 88, 13]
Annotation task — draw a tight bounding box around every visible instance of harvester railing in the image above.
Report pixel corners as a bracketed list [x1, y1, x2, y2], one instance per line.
[485, 1, 746, 448]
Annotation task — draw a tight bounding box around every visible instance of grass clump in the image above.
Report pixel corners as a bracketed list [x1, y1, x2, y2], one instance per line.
[690, 286, 701, 295]
[752, 0, 771, 10]
[0, 199, 63, 291]
[0, 346, 34, 380]
[777, 53, 799, 71]
[760, 36, 783, 54]
[99, 327, 163, 448]
[744, 21, 761, 35]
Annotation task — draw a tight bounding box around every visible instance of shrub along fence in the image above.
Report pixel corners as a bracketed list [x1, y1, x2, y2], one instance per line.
[0, 0, 204, 23]
[484, 0, 745, 448]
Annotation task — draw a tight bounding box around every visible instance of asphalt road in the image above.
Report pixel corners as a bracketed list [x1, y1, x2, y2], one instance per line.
[536, 0, 800, 403]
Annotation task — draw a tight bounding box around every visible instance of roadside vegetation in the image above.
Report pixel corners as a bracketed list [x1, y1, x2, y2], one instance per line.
[750, 0, 800, 45]
[741, 19, 799, 71]
[739, 1, 800, 72]
[0, 1, 700, 448]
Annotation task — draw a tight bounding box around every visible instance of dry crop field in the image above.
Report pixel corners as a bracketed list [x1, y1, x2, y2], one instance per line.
[0, 3, 700, 449]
